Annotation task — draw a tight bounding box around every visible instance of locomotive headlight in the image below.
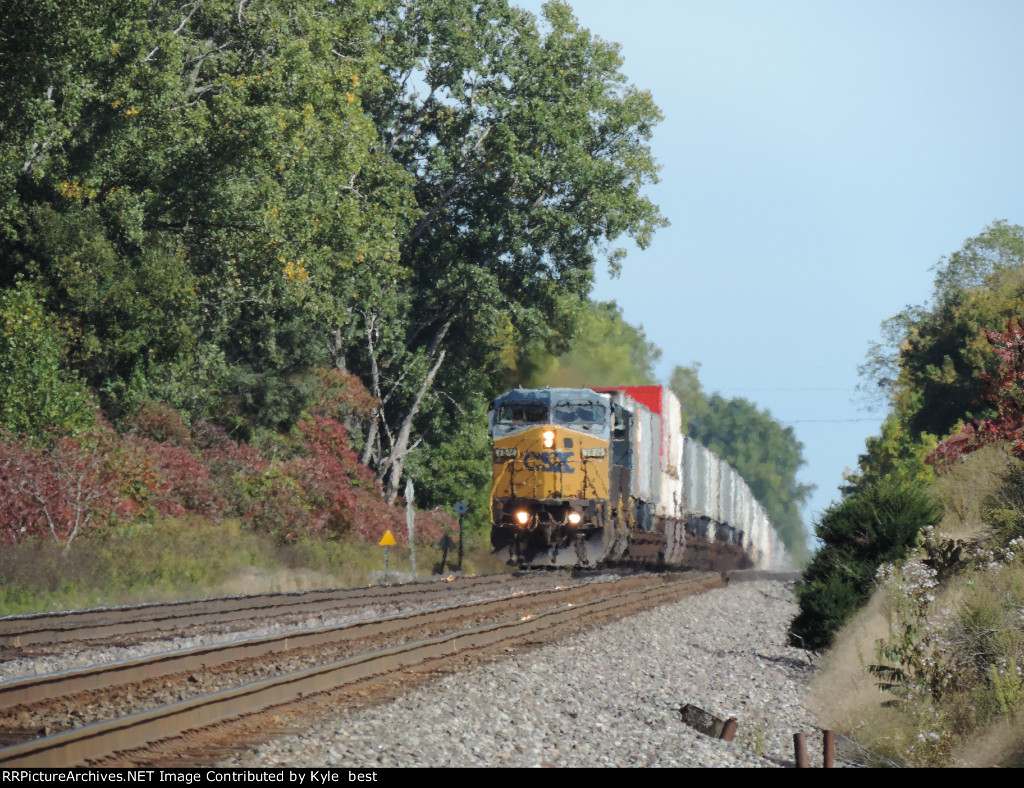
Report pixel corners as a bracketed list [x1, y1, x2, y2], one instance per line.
[515, 510, 530, 526]
[542, 430, 555, 448]
[566, 511, 582, 525]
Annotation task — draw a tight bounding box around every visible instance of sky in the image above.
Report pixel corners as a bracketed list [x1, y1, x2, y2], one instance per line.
[514, 0, 1024, 537]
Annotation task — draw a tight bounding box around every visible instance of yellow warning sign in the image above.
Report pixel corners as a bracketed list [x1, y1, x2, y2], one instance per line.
[378, 530, 397, 546]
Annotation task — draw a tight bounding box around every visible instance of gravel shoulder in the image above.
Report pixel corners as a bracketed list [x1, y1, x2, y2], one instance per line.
[218, 578, 829, 768]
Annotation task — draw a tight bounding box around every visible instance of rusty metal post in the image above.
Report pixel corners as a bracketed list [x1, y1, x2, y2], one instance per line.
[454, 501, 467, 572]
[720, 717, 738, 742]
[793, 732, 809, 768]
[823, 730, 834, 768]
[439, 535, 450, 574]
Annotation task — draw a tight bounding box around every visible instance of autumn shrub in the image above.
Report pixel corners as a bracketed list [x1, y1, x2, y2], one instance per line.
[296, 415, 404, 544]
[193, 420, 268, 519]
[310, 368, 379, 428]
[244, 465, 316, 542]
[412, 507, 459, 547]
[0, 428, 134, 546]
[0, 395, 459, 566]
[111, 434, 226, 521]
[122, 400, 193, 447]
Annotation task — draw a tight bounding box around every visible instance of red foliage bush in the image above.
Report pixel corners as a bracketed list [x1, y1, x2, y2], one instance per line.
[123, 400, 193, 447]
[929, 318, 1024, 469]
[116, 435, 226, 519]
[295, 415, 402, 543]
[311, 368, 380, 423]
[0, 430, 134, 546]
[0, 403, 449, 550]
[411, 507, 460, 547]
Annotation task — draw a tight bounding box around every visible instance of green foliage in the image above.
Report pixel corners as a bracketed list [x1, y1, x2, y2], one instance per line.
[2, 0, 413, 431]
[0, 0, 669, 559]
[353, 0, 667, 500]
[844, 413, 938, 494]
[860, 221, 1024, 462]
[0, 279, 95, 437]
[401, 401, 493, 542]
[503, 300, 660, 390]
[790, 478, 941, 650]
[669, 364, 710, 433]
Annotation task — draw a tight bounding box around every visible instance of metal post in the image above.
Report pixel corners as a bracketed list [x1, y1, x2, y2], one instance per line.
[454, 501, 468, 572]
[823, 730, 834, 768]
[720, 718, 738, 742]
[383, 545, 389, 585]
[457, 513, 464, 571]
[793, 732, 809, 768]
[405, 477, 416, 578]
[439, 536, 450, 574]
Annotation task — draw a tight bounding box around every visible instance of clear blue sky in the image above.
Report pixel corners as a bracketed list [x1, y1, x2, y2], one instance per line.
[515, 0, 1024, 536]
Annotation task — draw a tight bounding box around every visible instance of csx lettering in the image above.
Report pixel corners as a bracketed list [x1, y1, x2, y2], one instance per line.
[522, 451, 575, 472]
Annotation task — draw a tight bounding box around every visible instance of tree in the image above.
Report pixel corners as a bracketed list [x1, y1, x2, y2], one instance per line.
[0, 278, 95, 438]
[860, 222, 1024, 445]
[503, 299, 661, 389]
[1, 0, 413, 428]
[354, 0, 667, 501]
[928, 318, 1024, 468]
[852, 222, 1024, 493]
[790, 477, 941, 650]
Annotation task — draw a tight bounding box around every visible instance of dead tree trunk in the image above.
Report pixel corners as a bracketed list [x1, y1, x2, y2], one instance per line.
[381, 321, 451, 503]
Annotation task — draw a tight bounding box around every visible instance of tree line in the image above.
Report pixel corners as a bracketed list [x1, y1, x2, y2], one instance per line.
[0, 0, 810, 557]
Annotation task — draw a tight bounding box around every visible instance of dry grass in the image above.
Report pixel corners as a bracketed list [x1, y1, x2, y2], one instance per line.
[954, 717, 1024, 767]
[0, 519, 511, 614]
[929, 444, 1011, 535]
[808, 447, 1024, 766]
[807, 592, 905, 752]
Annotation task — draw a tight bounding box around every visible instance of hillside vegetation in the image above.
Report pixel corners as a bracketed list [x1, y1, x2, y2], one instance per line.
[794, 222, 1024, 766]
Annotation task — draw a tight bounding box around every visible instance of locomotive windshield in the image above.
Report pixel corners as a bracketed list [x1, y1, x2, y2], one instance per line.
[497, 401, 549, 423]
[554, 401, 607, 426]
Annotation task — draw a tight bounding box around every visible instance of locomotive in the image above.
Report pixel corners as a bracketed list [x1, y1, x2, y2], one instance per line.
[489, 385, 788, 570]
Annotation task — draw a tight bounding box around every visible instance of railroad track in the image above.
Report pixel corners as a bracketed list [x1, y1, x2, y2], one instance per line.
[0, 573, 530, 652]
[0, 572, 725, 767]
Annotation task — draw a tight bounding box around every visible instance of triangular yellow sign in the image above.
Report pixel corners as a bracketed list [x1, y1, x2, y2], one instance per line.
[378, 530, 397, 546]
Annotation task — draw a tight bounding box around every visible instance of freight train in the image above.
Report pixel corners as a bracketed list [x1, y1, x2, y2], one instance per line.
[489, 385, 789, 570]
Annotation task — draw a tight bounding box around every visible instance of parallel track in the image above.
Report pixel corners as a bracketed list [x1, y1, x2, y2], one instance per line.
[0, 574, 520, 650]
[0, 572, 725, 767]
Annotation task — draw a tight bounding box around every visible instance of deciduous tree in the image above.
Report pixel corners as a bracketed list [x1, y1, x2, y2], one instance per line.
[354, 0, 666, 502]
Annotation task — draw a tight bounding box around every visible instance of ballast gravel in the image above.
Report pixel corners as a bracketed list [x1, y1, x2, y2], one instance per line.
[218, 579, 831, 768]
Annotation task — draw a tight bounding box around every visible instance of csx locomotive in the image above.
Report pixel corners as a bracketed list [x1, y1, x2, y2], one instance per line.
[489, 385, 788, 570]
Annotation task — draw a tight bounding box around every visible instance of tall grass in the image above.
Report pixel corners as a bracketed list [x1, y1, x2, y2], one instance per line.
[808, 448, 1024, 767]
[0, 517, 509, 615]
